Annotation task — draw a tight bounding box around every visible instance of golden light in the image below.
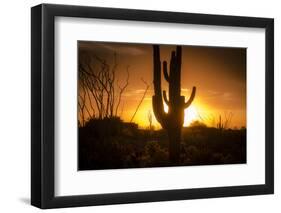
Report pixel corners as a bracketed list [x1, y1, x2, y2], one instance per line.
[184, 105, 198, 126]
[164, 102, 169, 113]
[163, 102, 198, 127]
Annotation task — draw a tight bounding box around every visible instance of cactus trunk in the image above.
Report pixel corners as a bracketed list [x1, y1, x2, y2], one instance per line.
[167, 127, 181, 163]
[152, 45, 196, 164]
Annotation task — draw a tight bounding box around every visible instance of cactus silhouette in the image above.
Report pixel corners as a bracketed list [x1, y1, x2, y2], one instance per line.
[152, 45, 196, 163]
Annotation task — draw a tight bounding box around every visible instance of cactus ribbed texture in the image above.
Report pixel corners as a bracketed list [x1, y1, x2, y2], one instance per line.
[152, 45, 196, 163]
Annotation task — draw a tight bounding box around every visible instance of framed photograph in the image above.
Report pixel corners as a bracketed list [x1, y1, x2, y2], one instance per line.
[31, 4, 274, 209]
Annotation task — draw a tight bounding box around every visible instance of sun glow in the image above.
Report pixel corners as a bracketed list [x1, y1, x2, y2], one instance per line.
[184, 105, 198, 126]
[163, 103, 199, 127]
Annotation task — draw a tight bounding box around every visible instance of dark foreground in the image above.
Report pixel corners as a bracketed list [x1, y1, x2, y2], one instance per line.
[78, 118, 246, 170]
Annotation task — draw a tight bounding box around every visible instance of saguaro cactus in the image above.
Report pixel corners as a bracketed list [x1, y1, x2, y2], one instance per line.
[152, 45, 196, 163]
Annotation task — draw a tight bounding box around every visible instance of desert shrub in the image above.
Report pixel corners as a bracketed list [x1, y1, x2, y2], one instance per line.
[141, 141, 168, 167]
[189, 120, 207, 128]
[79, 118, 246, 170]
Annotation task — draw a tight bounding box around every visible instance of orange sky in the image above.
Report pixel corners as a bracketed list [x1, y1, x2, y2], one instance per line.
[78, 41, 246, 129]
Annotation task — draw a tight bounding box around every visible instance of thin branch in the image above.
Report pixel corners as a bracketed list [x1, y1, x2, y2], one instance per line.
[115, 66, 129, 116]
[130, 78, 150, 122]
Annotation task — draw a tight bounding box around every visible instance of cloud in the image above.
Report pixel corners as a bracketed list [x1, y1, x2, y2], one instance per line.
[100, 44, 146, 56]
[206, 90, 220, 96]
[181, 88, 189, 92]
[135, 89, 146, 94]
[222, 92, 233, 101]
[79, 41, 146, 56]
[200, 90, 234, 101]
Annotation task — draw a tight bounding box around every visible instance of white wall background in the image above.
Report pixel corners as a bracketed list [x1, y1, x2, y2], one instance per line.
[0, 0, 279, 212]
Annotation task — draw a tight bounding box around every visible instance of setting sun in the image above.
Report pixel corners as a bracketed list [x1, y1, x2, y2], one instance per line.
[163, 103, 199, 127]
[184, 105, 198, 126]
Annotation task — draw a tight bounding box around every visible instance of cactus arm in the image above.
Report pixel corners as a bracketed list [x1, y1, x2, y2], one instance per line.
[152, 45, 168, 128]
[163, 90, 170, 106]
[163, 61, 170, 82]
[183, 86, 196, 108]
[152, 95, 167, 128]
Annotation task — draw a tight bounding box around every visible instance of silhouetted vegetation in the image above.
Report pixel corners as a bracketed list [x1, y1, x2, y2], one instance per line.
[78, 117, 246, 170]
[78, 51, 129, 126]
[152, 45, 196, 163]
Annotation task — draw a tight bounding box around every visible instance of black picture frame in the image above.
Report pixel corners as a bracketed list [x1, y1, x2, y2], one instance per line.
[31, 3, 274, 209]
